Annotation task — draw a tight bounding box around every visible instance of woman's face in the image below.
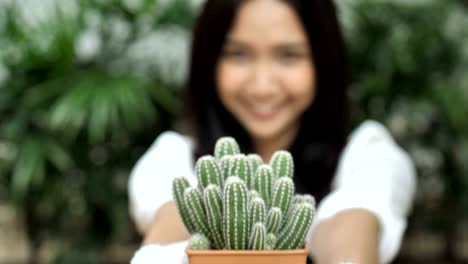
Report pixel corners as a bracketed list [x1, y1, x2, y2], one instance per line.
[216, 0, 316, 143]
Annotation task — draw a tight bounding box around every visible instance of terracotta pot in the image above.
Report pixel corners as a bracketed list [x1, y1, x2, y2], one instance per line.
[186, 247, 309, 264]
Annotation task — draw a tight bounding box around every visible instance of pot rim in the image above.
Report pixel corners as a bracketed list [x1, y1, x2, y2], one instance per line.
[186, 247, 309, 256]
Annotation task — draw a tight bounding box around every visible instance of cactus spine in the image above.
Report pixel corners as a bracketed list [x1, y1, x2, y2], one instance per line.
[215, 137, 240, 159]
[249, 197, 267, 227]
[223, 177, 249, 250]
[184, 187, 211, 239]
[270, 150, 294, 178]
[271, 177, 294, 219]
[266, 207, 283, 234]
[276, 203, 314, 250]
[248, 189, 261, 203]
[254, 165, 274, 208]
[172, 177, 197, 234]
[247, 153, 263, 176]
[229, 154, 253, 188]
[196, 155, 223, 189]
[249, 222, 267, 250]
[302, 194, 316, 208]
[266, 233, 277, 250]
[189, 233, 211, 250]
[203, 185, 224, 249]
[220, 155, 233, 181]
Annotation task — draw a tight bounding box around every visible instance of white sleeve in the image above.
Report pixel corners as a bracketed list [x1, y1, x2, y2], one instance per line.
[128, 131, 198, 234]
[307, 120, 416, 263]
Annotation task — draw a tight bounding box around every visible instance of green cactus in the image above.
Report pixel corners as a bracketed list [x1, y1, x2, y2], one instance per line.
[249, 222, 267, 250]
[220, 155, 233, 182]
[223, 176, 249, 250]
[247, 153, 263, 176]
[184, 187, 211, 239]
[228, 154, 253, 188]
[203, 184, 224, 249]
[172, 137, 316, 251]
[215, 137, 240, 160]
[276, 203, 314, 250]
[266, 207, 283, 234]
[196, 155, 223, 189]
[248, 189, 261, 202]
[271, 177, 294, 218]
[288, 194, 316, 220]
[302, 194, 316, 208]
[172, 176, 197, 234]
[289, 194, 304, 210]
[189, 233, 211, 250]
[266, 233, 277, 250]
[269, 150, 294, 178]
[249, 197, 267, 227]
[253, 165, 274, 208]
[292, 194, 304, 204]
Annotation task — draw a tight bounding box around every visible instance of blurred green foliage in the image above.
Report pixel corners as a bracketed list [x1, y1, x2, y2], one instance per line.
[0, 0, 467, 262]
[339, 0, 468, 260]
[0, 0, 198, 260]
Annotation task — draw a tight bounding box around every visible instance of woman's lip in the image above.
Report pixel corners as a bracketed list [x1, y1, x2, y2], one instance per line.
[247, 103, 284, 120]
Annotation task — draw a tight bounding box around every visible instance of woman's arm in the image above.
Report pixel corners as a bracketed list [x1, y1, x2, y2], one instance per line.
[128, 131, 197, 238]
[310, 209, 380, 264]
[143, 201, 190, 245]
[307, 121, 416, 264]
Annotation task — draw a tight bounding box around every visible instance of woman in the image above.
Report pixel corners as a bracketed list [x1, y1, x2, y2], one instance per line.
[129, 0, 416, 263]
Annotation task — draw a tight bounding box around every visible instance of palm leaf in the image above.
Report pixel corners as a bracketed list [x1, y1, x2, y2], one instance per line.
[11, 137, 45, 202]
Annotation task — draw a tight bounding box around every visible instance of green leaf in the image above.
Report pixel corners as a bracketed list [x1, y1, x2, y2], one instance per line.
[44, 138, 74, 172]
[11, 137, 45, 203]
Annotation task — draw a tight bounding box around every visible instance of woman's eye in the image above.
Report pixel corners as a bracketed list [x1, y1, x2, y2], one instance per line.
[223, 50, 249, 60]
[277, 51, 304, 63]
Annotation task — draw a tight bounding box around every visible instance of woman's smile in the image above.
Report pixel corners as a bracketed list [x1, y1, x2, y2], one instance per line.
[245, 101, 286, 121]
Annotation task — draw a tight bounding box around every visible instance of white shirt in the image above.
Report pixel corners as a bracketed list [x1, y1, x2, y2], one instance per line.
[128, 120, 416, 263]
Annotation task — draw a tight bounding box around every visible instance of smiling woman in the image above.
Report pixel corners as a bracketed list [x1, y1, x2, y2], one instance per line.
[129, 0, 416, 264]
[216, 0, 315, 162]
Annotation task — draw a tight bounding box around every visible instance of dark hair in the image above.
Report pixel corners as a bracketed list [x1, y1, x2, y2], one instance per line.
[182, 0, 349, 202]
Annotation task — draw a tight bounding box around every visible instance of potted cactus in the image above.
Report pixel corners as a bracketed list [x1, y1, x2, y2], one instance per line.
[172, 137, 316, 264]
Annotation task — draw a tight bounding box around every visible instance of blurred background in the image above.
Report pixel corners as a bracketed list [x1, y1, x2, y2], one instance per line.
[0, 0, 467, 263]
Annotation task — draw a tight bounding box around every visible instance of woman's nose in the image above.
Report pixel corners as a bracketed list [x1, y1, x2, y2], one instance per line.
[247, 62, 278, 99]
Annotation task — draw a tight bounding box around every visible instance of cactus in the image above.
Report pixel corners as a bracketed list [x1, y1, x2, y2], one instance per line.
[248, 189, 261, 202]
[271, 177, 294, 218]
[223, 176, 249, 250]
[266, 233, 277, 250]
[288, 194, 316, 220]
[196, 155, 223, 189]
[249, 222, 267, 250]
[228, 154, 253, 188]
[204, 185, 224, 249]
[219, 155, 233, 181]
[269, 150, 294, 178]
[249, 197, 267, 227]
[302, 194, 316, 208]
[172, 177, 197, 234]
[189, 233, 211, 250]
[247, 153, 263, 176]
[292, 194, 304, 205]
[276, 203, 314, 250]
[266, 207, 283, 234]
[172, 137, 316, 251]
[253, 165, 274, 208]
[184, 187, 211, 239]
[215, 137, 240, 159]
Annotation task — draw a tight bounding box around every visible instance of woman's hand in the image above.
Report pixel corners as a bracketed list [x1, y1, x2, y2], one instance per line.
[309, 208, 381, 264]
[143, 201, 190, 245]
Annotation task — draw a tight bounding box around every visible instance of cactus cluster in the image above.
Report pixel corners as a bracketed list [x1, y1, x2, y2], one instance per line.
[172, 137, 315, 250]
